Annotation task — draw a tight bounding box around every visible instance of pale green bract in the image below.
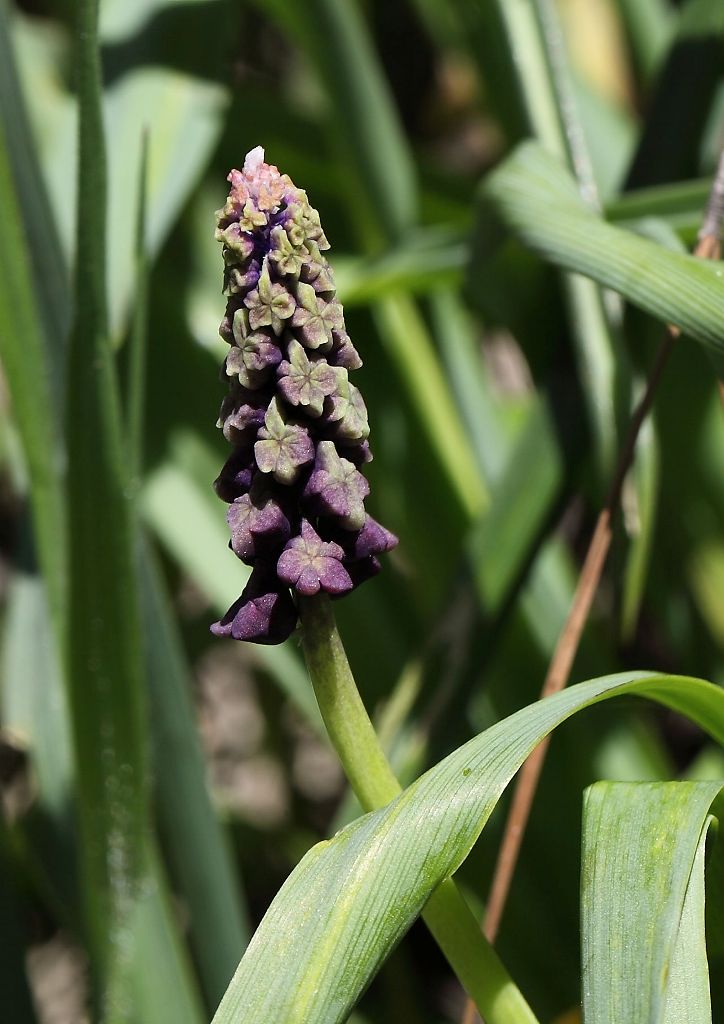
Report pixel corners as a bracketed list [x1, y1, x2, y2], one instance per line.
[212, 672, 724, 1023]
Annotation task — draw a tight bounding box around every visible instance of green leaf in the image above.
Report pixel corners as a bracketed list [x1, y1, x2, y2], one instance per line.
[429, 288, 508, 486]
[211, 671, 724, 1024]
[620, 405, 659, 640]
[65, 0, 148, 1006]
[463, 0, 625, 477]
[0, 41, 66, 632]
[625, 0, 724, 189]
[613, 0, 673, 83]
[0, 0, 69, 392]
[127, 132, 149, 480]
[606, 177, 710, 242]
[373, 294, 488, 520]
[581, 781, 723, 1023]
[1, 556, 76, 911]
[126, 840, 206, 1024]
[140, 544, 250, 1007]
[468, 397, 564, 613]
[10, 0, 229, 339]
[259, 0, 417, 244]
[484, 142, 724, 373]
[334, 229, 468, 306]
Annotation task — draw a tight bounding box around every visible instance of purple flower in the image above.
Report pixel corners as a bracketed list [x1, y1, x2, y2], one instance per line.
[225, 309, 282, 390]
[344, 556, 382, 589]
[254, 397, 315, 484]
[210, 147, 397, 644]
[303, 441, 369, 531]
[277, 520, 353, 596]
[291, 283, 343, 350]
[244, 262, 296, 335]
[343, 515, 398, 559]
[324, 380, 369, 442]
[227, 477, 291, 562]
[277, 339, 346, 417]
[218, 385, 269, 443]
[211, 565, 298, 644]
[214, 446, 255, 503]
[328, 329, 362, 370]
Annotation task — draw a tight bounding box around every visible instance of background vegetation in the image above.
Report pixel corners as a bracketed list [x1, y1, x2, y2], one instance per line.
[1, 0, 723, 1022]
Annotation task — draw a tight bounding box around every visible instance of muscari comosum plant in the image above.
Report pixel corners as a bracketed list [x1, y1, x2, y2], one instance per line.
[206, 149, 724, 1024]
[211, 146, 397, 646]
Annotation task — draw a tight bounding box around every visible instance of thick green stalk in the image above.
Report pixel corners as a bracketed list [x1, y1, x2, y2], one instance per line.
[298, 595, 539, 1024]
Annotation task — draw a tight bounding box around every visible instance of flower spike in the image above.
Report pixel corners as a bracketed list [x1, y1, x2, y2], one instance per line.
[211, 147, 397, 644]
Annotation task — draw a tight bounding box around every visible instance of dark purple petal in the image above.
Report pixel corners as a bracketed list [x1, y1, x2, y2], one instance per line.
[339, 440, 373, 466]
[344, 516, 398, 559]
[226, 259, 260, 296]
[303, 440, 369, 531]
[210, 565, 298, 644]
[213, 448, 255, 503]
[343, 555, 381, 589]
[218, 385, 269, 443]
[329, 329, 362, 370]
[227, 479, 291, 562]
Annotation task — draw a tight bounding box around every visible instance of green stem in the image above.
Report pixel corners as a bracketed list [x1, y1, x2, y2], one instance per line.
[298, 595, 539, 1024]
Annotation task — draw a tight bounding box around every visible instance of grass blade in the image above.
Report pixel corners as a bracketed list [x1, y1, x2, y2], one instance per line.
[484, 142, 724, 372]
[260, 0, 417, 243]
[581, 782, 721, 1023]
[66, 0, 148, 1008]
[1, 549, 76, 915]
[127, 133, 149, 481]
[625, 3, 724, 188]
[620, 406, 659, 639]
[0, 79, 66, 632]
[0, 0, 70, 390]
[140, 544, 250, 1008]
[373, 295, 488, 520]
[211, 671, 724, 1024]
[126, 841, 206, 1024]
[334, 228, 468, 307]
[468, 399, 563, 613]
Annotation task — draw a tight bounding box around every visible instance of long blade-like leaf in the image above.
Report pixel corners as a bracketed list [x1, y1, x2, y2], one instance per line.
[581, 782, 722, 1023]
[211, 672, 724, 1024]
[0, 69, 66, 631]
[483, 142, 724, 372]
[140, 544, 250, 1007]
[260, 0, 417, 243]
[66, 0, 148, 1009]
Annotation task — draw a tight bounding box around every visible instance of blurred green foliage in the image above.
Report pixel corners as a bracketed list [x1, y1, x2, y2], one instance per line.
[0, 0, 723, 1021]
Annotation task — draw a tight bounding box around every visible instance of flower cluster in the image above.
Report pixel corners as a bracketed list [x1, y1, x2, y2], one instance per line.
[211, 147, 397, 644]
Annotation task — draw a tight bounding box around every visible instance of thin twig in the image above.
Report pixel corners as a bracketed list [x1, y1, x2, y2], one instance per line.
[460, 155, 724, 1024]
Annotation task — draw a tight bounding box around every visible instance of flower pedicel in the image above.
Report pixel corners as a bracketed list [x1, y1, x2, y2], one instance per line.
[211, 147, 397, 644]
